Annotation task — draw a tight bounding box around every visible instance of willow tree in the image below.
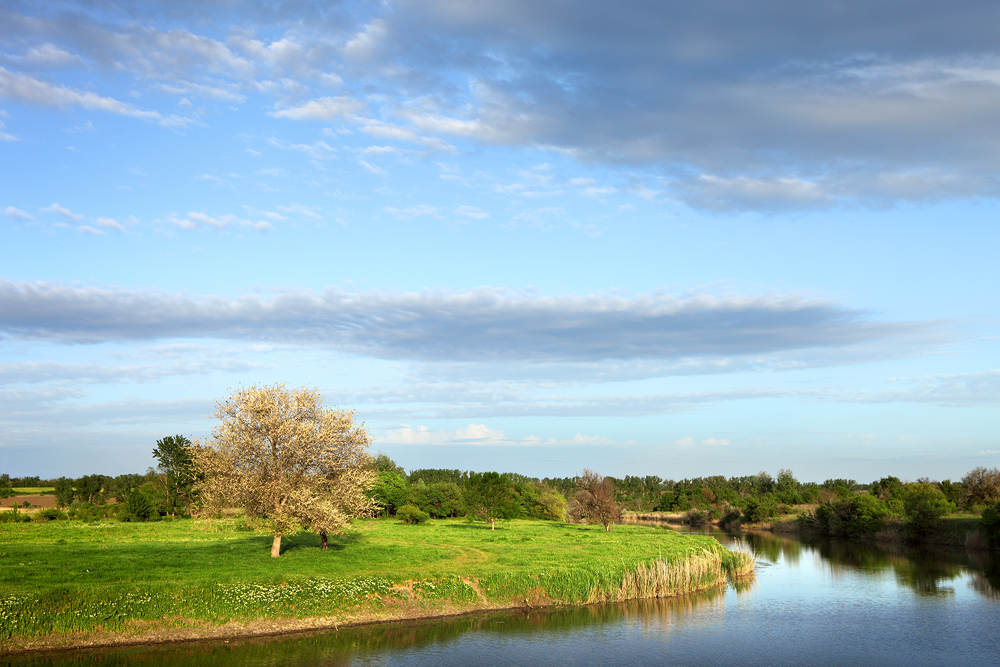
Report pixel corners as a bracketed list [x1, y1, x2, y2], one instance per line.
[193, 384, 376, 557]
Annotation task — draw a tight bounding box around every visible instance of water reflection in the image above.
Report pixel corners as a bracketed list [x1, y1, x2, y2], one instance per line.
[627, 516, 999, 601]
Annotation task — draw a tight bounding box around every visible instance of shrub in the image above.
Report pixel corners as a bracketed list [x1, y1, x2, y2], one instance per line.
[980, 501, 1000, 549]
[685, 509, 708, 526]
[742, 494, 778, 523]
[720, 505, 743, 527]
[814, 494, 888, 538]
[396, 504, 430, 524]
[0, 509, 31, 523]
[35, 508, 69, 521]
[120, 489, 157, 522]
[901, 483, 954, 537]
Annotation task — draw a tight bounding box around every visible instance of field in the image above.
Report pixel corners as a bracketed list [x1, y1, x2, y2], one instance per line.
[0, 517, 753, 651]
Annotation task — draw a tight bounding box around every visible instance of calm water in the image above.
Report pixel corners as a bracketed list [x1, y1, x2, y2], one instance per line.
[7, 526, 999, 667]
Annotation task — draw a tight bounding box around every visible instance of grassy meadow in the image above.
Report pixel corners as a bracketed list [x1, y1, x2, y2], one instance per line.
[0, 517, 752, 649]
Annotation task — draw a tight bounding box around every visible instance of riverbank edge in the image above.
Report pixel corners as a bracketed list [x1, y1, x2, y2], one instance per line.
[626, 511, 996, 550]
[1, 556, 752, 656]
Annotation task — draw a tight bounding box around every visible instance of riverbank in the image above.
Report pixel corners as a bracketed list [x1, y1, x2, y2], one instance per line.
[625, 510, 993, 550]
[0, 518, 753, 654]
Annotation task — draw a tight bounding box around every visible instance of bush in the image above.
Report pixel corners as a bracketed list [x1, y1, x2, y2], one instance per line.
[396, 504, 430, 524]
[120, 489, 157, 522]
[35, 508, 69, 521]
[814, 494, 888, 538]
[980, 501, 1000, 549]
[720, 505, 743, 527]
[742, 494, 778, 523]
[685, 508, 708, 526]
[962, 467, 1000, 507]
[901, 483, 954, 537]
[0, 509, 31, 523]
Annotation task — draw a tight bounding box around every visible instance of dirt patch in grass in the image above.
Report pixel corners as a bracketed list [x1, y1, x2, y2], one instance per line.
[1, 495, 58, 509]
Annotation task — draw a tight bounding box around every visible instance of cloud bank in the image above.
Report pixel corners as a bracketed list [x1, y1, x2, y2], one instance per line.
[0, 281, 939, 363]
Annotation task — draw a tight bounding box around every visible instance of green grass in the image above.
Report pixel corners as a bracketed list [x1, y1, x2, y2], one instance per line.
[8, 488, 55, 495]
[0, 518, 751, 645]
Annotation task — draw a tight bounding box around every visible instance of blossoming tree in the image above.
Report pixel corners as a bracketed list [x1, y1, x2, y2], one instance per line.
[193, 384, 376, 557]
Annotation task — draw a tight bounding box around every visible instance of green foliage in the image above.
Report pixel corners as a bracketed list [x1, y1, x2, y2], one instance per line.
[962, 467, 1000, 507]
[900, 483, 954, 537]
[408, 468, 469, 486]
[152, 435, 196, 516]
[813, 494, 888, 538]
[0, 509, 31, 523]
[981, 501, 1000, 549]
[370, 471, 411, 516]
[869, 476, 902, 500]
[74, 474, 109, 505]
[120, 488, 157, 522]
[66, 503, 118, 522]
[465, 472, 523, 528]
[53, 477, 75, 508]
[742, 494, 778, 523]
[0, 474, 12, 499]
[372, 452, 407, 478]
[35, 509, 69, 522]
[410, 482, 465, 518]
[396, 504, 430, 524]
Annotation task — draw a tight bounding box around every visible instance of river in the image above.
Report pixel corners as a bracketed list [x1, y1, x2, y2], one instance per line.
[7, 524, 999, 666]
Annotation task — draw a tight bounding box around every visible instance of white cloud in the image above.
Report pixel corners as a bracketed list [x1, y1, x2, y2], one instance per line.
[271, 96, 364, 121]
[383, 205, 441, 219]
[77, 225, 103, 235]
[20, 43, 84, 67]
[0, 67, 193, 128]
[44, 203, 82, 221]
[181, 212, 272, 232]
[453, 205, 489, 219]
[96, 217, 126, 232]
[2, 207, 33, 220]
[676, 437, 731, 447]
[359, 159, 386, 175]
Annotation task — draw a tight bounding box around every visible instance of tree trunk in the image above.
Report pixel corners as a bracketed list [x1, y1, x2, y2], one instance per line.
[271, 534, 282, 558]
[320, 531, 328, 549]
[490, 517, 495, 530]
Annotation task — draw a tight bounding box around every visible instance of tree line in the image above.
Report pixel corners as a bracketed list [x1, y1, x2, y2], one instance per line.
[3, 384, 998, 553]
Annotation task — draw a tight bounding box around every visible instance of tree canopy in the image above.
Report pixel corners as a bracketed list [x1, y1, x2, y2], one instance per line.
[192, 384, 376, 557]
[152, 434, 196, 516]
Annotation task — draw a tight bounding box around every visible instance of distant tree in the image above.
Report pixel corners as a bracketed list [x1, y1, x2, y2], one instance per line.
[572, 470, 621, 531]
[465, 472, 522, 529]
[0, 474, 11, 499]
[53, 477, 75, 507]
[74, 474, 108, 504]
[192, 384, 377, 557]
[410, 482, 465, 518]
[870, 476, 903, 500]
[152, 435, 197, 516]
[372, 452, 407, 478]
[962, 467, 1000, 507]
[370, 471, 411, 516]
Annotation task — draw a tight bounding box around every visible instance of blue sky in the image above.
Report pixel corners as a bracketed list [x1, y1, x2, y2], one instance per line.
[1, 0, 997, 482]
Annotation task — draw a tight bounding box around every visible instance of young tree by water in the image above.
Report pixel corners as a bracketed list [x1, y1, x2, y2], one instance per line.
[192, 384, 377, 557]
